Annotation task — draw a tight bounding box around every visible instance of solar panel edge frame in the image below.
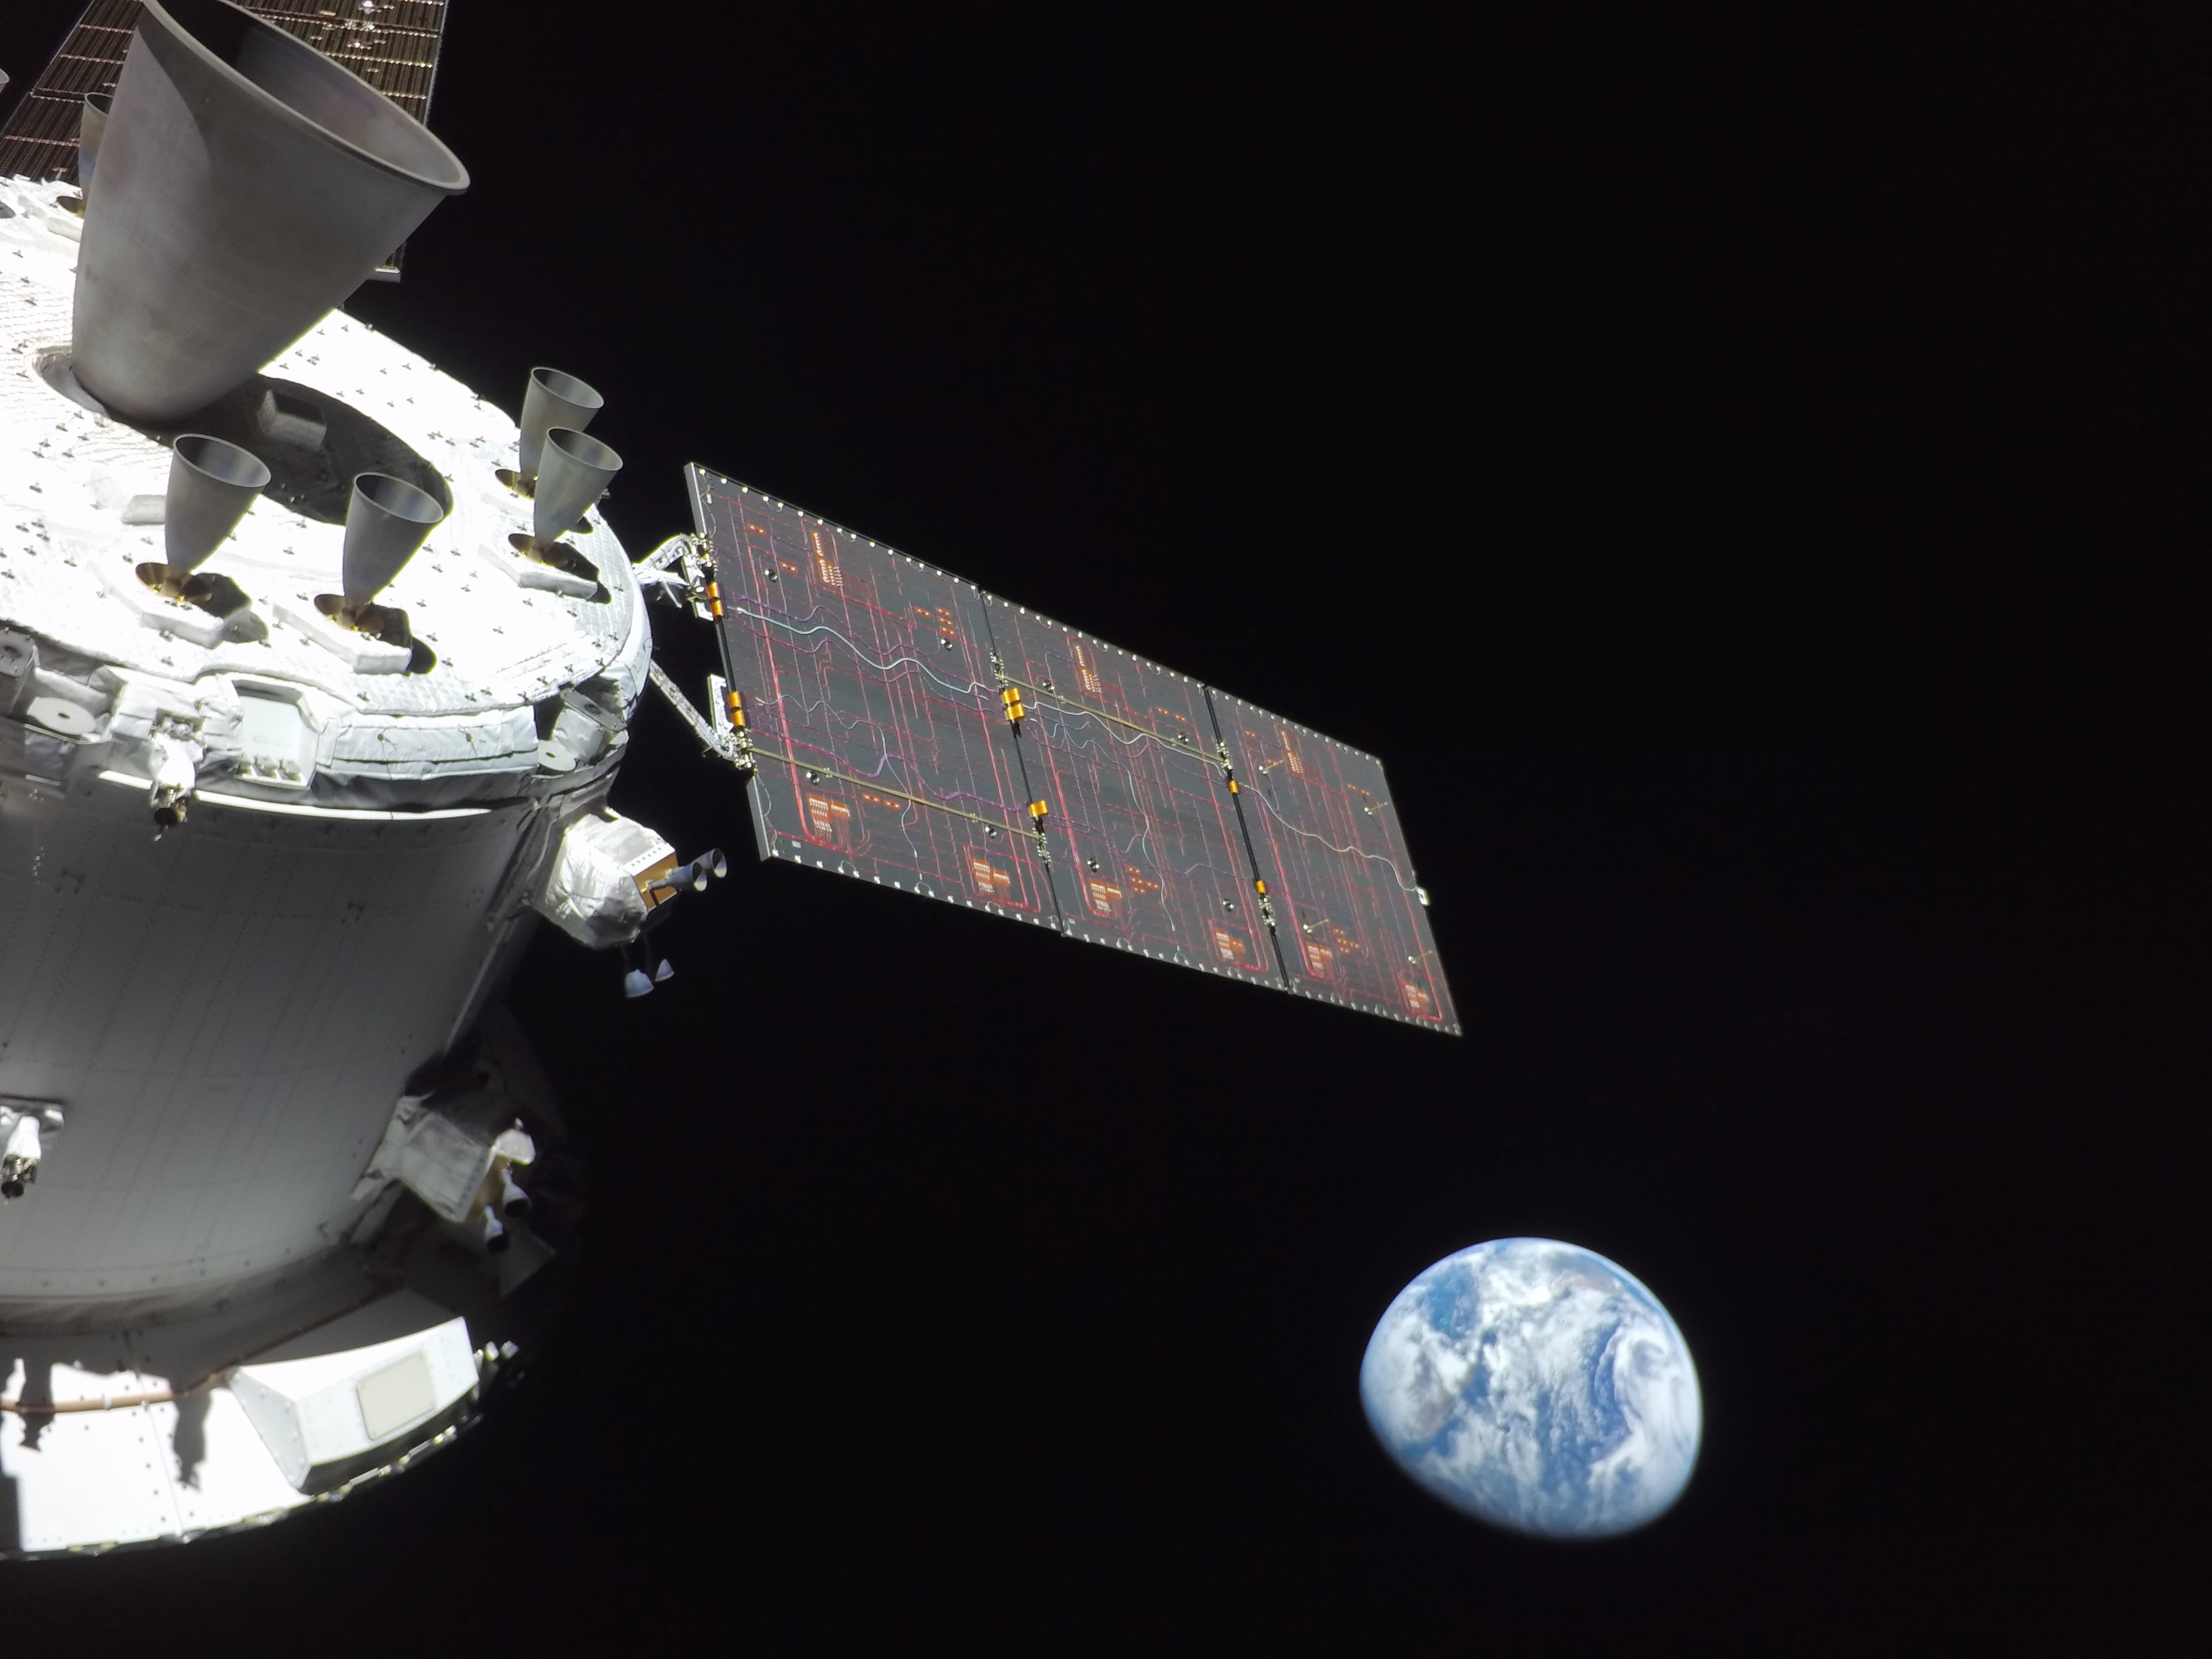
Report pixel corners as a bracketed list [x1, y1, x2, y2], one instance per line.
[687, 463, 776, 868]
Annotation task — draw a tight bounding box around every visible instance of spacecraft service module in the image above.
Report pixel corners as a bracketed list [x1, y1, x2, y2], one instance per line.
[0, 0, 1454, 1554]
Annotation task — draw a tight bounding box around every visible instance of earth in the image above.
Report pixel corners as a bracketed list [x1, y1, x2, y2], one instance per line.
[1359, 1238, 1702, 1537]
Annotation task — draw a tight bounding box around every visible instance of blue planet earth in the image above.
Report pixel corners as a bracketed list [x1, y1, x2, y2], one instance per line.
[1359, 1238, 1701, 1538]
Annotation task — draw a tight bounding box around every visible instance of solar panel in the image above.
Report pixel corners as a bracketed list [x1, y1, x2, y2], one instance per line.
[689, 465, 1458, 1033]
[980, 596, 1281, 988]
[0, 0, 139, 182]
[689, 470, 1060, 928]
[0, 0, 451, 276]
[1214, 693, 1458, 1031]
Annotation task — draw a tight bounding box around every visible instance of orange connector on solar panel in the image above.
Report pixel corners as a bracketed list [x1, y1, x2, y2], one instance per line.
[724, 688, 746, 729]
[1000, 686, 1026, 731]
[705, 580, 723, 618]
[1029, 799, 1050, 822]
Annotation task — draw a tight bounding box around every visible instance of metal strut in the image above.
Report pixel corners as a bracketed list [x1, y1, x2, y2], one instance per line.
[647, 660, 749, 770]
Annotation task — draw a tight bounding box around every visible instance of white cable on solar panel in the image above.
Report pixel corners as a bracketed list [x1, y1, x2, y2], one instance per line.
[1250, 785, 1420, 891]
[1030, 696, 1212, 764]
[1036, 706, 1151, 748]
[760, 688, 871, 732]
[894, 794, 925, 859]
[733, 605, 989, 699]
[988, 664, 1214, 753]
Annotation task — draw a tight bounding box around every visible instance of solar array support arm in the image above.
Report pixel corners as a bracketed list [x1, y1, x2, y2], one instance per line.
[646, 660, 748, 770]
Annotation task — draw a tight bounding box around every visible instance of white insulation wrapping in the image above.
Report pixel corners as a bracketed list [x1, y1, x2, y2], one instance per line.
[362, 1091, 536, 1223]
[534, 807, 674, 948]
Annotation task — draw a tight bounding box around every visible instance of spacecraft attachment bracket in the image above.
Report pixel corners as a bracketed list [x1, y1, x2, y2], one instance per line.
[0, 1099, 66, 1133]
[647, 659, 748, 770]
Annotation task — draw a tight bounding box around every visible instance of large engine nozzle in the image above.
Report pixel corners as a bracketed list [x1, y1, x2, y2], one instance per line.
[342, 472, 444, 607]
[71, 0, 468, 425]
[533, 428, 623, 545]
[164, 432, 270, 574]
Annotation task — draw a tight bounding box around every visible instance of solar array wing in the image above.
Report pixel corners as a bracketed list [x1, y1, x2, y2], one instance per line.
[690, 465, 1458, 1033]
[0, 0, 451, 275]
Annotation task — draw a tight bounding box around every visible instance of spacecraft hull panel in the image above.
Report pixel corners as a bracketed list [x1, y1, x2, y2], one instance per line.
[0, 772, 536, 1318]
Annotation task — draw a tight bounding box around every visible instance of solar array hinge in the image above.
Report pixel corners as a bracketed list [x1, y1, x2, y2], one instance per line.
[637, 533, 722, 619]
[1215, 739, 1277, 933]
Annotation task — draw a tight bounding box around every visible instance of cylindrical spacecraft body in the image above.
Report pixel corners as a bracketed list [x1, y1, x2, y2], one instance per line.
[0, 780, 540, 1324]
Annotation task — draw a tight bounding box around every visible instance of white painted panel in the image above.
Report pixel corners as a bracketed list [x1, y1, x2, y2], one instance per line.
[231, 1311, 474, 1490]
[0, 778, 536, 1307]
[1, 1400, 182, 1551]
[356, 1351, 437, 1441]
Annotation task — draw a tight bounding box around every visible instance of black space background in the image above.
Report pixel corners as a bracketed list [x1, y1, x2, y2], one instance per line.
[4, 3, 2211, 1653]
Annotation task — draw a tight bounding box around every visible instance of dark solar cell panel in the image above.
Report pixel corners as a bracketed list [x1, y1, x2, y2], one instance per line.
[690, 468, 1061, 932]
[691, 463, 1456, 1033]
[0, 0, 142, 182]
[1213, 694, 1459, 1033]
[982, 598, 1283, 988]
